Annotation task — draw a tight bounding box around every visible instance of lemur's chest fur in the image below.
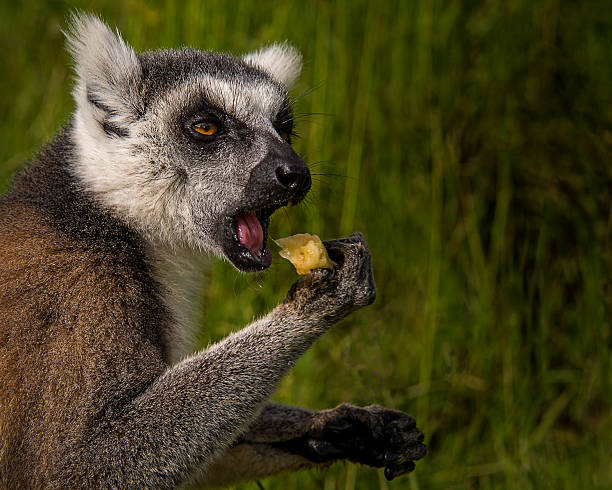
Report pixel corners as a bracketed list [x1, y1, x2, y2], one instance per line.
[146, 245, 207, 364]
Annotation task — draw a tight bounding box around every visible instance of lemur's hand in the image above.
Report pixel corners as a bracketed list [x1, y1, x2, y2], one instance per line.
[274, 403, 427, 480]
[283, 233, 376, 324]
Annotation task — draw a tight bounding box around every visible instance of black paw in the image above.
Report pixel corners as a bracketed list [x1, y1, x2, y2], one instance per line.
[275, 404, 426, 480]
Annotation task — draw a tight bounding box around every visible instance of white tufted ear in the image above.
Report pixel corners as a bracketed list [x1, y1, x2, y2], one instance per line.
[242, 43, 303, 90]
[65, 12, 144, 132]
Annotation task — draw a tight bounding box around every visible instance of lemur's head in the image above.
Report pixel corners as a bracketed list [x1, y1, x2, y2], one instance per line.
[66, 13, 309, 272]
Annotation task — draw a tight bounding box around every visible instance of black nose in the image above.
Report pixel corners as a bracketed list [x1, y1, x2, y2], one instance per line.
[275, 162, 311, 195]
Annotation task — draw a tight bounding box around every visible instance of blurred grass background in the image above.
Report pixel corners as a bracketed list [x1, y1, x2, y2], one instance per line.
[1, 0, 611, 488]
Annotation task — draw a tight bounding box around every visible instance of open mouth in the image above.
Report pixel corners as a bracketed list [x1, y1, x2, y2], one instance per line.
[222, 202, 288, 272]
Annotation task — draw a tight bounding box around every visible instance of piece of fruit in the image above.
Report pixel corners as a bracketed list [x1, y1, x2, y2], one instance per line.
[274, 233, 335, 275]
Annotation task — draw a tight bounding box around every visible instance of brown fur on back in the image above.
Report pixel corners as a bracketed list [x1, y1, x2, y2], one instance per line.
[0, 197, 168, 487]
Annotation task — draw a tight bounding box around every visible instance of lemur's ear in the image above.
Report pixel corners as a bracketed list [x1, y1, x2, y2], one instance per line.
[65, 13, 144, 134]
[243, 43, 303, 90]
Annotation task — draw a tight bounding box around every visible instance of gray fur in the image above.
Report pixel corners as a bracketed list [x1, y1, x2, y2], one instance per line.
[0, 13, 426, 488]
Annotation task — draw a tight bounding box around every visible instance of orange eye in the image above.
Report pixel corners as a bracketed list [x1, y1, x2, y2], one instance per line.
[280, 131, 289, 141]
[193, 121, 218, 136]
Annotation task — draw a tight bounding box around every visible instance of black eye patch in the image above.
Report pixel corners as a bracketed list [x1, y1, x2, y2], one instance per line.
[181, 101, 226, 142]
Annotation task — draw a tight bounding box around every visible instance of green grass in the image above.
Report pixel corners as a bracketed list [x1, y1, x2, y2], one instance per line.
[2, 1, 611, 488]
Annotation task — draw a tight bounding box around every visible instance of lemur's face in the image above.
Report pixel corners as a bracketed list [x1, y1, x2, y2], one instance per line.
[67, 16, 309, 271]
[133, 50, 310, 271]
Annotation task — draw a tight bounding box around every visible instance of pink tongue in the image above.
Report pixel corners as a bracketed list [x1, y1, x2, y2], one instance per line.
[236, 212, 264, 255]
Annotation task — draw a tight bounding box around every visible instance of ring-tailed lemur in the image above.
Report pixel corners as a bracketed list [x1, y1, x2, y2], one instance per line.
[0, 14, 426, 488]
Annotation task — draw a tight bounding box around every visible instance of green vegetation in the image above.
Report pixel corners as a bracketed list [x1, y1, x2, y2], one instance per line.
[1, 1, 611, 488]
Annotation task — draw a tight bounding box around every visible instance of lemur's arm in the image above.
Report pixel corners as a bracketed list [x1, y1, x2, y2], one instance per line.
[197, 402, 426, 487]
[53, 234, 399, 488]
